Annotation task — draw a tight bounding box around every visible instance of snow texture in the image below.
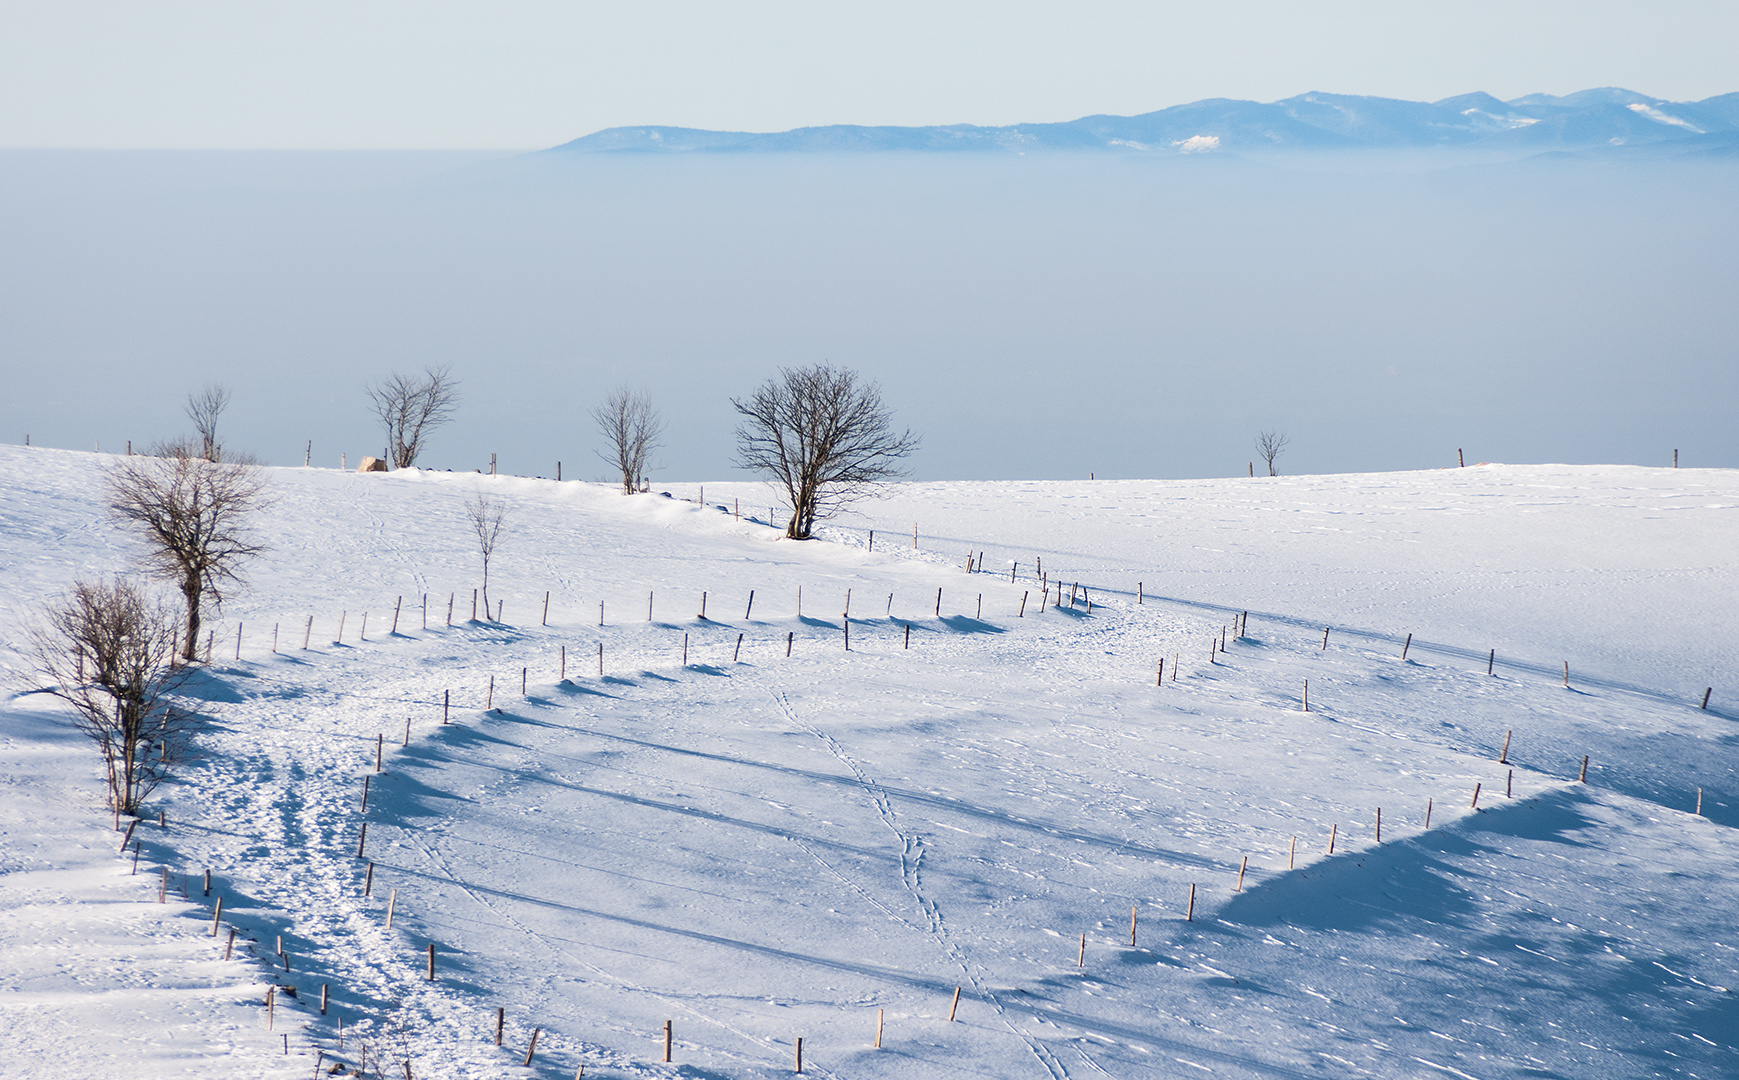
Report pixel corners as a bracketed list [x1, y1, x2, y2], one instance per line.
[1, 444, 1735, 1079]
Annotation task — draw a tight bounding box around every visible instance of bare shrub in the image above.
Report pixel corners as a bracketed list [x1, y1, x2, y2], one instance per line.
[1256, 430, 1291, 476]
[368, 366, 460, 469]
[593, 387, 662, 495]
[107, 445, 267, 661]
[350, 1003, 416, 1080]
[733, 364, 918, 540]
[466, 493, 507, 616]
[32, 579, 191, 815]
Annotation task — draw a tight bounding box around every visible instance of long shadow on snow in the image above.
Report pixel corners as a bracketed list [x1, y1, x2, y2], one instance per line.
[937, 615, 1006, 634]
[517, 772, 916, 866]
[1199, 786, 1739, 1064]
[1213, 788, 1595, 934]
[393, 713, 1017, 886]
[557, 724, 1226, 871]
[171, 665, 249, 704]
[365, 859, 1324, 1077]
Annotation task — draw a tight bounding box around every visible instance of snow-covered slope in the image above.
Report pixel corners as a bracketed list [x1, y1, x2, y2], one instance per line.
[2, 446, 1735, 1079]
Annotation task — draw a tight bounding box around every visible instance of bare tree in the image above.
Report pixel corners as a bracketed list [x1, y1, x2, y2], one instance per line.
[107, 445, 267, 662]
[592, 387, 663, 495]
[466, 492, 507, 617]
[32, 579, 192, 815]
[368, 366, 460, 469]
[184, 384, 231, 462]
[733, 364, 919, 540]
[1256, 430, 1291, 476]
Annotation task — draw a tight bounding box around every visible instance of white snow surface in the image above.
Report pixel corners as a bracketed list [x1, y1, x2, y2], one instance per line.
[1, 444, 1735, 1079]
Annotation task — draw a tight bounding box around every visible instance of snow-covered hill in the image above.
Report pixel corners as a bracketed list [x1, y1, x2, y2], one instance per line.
[549, 89, 1739, 158]
[2, 446, 1735, 1079]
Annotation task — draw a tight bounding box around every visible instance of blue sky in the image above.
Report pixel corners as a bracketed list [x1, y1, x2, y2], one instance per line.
[3, 1, 1735, 148]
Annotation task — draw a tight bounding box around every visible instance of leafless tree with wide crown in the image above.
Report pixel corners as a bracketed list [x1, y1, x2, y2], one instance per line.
[368, 366, 460, 469]
[733, 363, 918, 540]
[107, 443, 267, 662]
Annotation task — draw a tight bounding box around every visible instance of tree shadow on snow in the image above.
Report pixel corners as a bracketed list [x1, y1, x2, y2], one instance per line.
[172, 666, 249, 704]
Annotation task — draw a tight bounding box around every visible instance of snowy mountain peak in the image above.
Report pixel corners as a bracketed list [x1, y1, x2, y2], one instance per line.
[549, 88, 1738, 158]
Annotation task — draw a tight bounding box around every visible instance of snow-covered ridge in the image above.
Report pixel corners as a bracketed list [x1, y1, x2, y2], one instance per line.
[2, 446, 1735, 1078]
[550, 88, 1739, 157]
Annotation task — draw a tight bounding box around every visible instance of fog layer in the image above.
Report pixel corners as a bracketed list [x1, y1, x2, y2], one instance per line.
[1, 149, 1733, 479]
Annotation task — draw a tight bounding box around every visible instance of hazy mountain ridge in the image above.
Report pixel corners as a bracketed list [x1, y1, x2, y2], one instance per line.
[550, 88, 1739, 157]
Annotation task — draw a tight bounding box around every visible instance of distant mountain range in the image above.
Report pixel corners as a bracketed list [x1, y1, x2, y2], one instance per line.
[549, 88, 1739, 158]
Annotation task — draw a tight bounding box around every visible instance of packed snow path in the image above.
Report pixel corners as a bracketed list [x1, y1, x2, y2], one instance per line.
[1, 446, 1734, 1079]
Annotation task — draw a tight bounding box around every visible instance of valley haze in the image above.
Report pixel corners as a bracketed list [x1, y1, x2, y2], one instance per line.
[1, 88, 1735, 481]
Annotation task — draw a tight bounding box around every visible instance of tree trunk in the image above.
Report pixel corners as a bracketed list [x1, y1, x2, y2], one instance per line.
[181, 577, 201, 662]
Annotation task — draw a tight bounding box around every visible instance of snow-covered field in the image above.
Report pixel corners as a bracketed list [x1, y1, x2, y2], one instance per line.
[2, 444, 1735, 1079]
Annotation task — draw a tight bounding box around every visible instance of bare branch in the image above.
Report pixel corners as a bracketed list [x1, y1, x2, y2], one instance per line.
[592, 387, 663, 495]
[367, 366, 460, 469]
[107, 446, 268, 661]
[733, 364, 919, 539]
